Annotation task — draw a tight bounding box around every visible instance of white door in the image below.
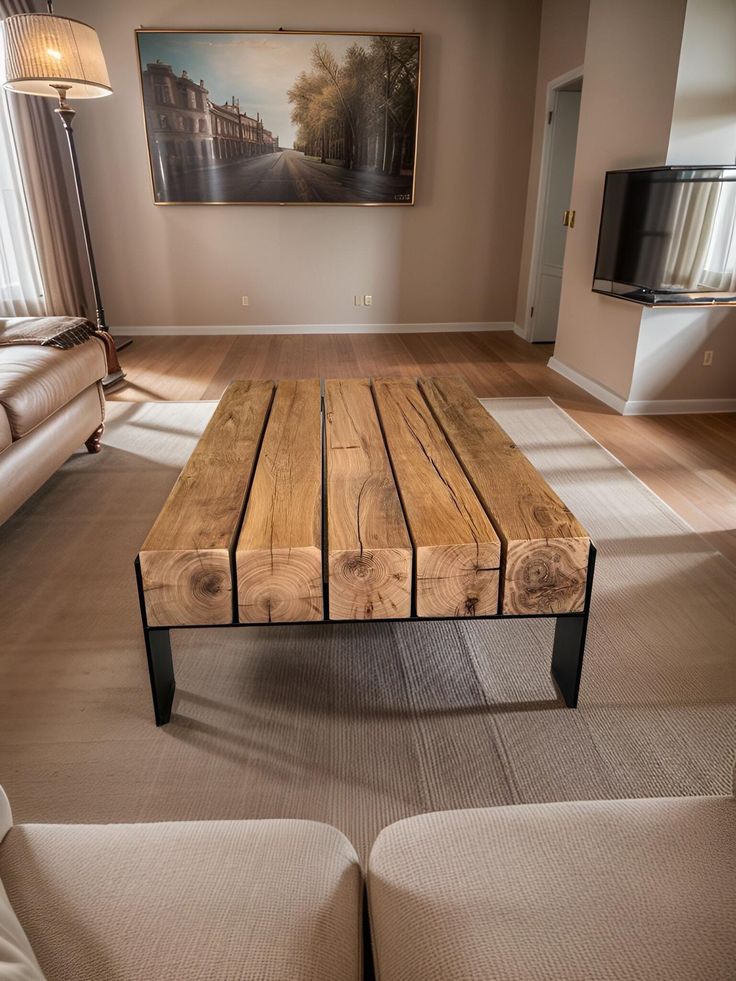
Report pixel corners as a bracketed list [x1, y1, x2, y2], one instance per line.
[531, 89, 581, 342]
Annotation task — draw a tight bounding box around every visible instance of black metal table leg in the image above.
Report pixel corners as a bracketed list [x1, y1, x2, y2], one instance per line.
[135, 556, 176, 726]
[145, 627, 175, 726]
[551, 543, 597, 708]
[551, 615, 586, 707]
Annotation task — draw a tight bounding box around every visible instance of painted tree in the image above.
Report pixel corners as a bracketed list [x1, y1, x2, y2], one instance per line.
[368, 36, 420, 175]
[289, 68, 335, 162]
[288, 36, 419, 174]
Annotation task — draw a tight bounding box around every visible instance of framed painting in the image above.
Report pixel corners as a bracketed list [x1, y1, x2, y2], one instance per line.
[135, 29, 422, 206]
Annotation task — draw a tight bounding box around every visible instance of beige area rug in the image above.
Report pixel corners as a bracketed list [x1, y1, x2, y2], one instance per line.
[0, 397, 734, 861]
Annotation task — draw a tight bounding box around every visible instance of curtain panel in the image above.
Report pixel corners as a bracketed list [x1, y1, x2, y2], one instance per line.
[1, 0, 91, 318]
[0, 60, 43, 315]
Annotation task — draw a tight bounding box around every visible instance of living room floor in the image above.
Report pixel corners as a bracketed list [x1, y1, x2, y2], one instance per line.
[111, 330, 736, 565]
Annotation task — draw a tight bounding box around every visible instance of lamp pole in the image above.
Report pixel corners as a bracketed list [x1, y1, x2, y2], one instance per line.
[52, 84, 106, 330]
[51, 83, 125, 388]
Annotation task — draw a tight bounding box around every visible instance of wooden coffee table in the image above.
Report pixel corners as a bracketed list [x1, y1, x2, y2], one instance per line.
[135, 377, 595, 725]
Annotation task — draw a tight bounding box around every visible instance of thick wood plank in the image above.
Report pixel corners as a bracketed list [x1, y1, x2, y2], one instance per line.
[419, 376, 590, 614]
[324, 379, 412, 619]
[114, 334, 736, 567]
[372, 377, 500, 617]
[139, 380, 274, 626]
[236, 379, 323, 623]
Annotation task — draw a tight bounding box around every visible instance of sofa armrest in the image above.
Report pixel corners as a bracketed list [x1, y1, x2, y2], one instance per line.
[0, 786, 45, 980]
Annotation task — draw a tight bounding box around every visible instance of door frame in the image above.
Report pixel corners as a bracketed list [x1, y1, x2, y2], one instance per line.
[522, 65, 584, 342]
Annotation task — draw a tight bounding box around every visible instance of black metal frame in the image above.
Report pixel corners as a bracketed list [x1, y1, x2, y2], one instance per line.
[134, 543, 596, 727]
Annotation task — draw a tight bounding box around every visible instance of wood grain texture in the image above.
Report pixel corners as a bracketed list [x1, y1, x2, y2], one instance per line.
[324, 379, 412, 620]
[372, 377, 500, 618]
[236, 379, 323, 623]
[139, 380, 274, 626]
[112, 332, 736, 567]
[419, 375, 590, 614]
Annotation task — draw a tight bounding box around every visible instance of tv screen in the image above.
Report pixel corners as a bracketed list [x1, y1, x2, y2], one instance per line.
[593, 166, 736, 304]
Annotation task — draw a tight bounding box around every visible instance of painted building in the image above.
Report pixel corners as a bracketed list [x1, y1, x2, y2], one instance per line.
[142, 64, 278, 172]
[141, 61, 213, 177]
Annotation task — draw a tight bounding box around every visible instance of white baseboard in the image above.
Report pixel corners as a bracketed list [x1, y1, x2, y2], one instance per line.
[548, 356, 736, 415]
[512, 322, 528, 340]
[623, 397, 736, 415]
[115, 321, 515, 337]
[547, 356, 628, 413]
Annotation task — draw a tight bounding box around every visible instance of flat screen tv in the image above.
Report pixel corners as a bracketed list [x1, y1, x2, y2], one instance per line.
[593, 165, 736, 305]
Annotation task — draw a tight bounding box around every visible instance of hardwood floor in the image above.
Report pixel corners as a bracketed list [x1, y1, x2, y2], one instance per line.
[109, 331, 736, 565]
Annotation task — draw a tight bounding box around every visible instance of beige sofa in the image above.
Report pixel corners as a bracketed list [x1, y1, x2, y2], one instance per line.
[0, 336, 107, 527]
[368, 777, 736, 980]
[0, 788, 363, 980]
[1, 774, 734, 980]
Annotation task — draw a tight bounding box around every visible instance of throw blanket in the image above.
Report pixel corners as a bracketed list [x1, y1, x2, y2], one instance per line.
[0, 316, 119, 374]
[0, 316, 97, 349]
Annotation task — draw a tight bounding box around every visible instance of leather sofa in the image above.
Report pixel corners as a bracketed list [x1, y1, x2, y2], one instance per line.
[0, 336, 107, 527]
[1, 772, 734, 980]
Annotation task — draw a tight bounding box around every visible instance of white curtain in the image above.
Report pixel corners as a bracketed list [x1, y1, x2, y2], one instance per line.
[0, 85, 45, 317]
[661, 179, 736, 292]
[700, 182, 736, 290]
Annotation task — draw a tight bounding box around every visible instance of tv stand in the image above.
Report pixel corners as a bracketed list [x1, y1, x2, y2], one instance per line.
[592, 282, 736, 307]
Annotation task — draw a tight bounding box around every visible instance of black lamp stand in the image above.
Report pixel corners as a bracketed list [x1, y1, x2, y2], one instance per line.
[53, 84, 126, 389]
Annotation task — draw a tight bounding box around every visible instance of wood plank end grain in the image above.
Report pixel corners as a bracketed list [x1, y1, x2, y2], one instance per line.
[416, 543, 500, 618]
[139, 548, 233, 627]
[503, 537, 590, 615]
[238, 545, 323, 623]
[329, 547, 412, 620]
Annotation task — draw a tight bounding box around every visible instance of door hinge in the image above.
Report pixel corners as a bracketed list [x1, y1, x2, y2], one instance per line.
[547, 110, 553, 125]
[530, 306, 535, 318]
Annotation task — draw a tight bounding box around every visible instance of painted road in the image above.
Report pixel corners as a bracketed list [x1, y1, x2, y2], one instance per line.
[161, 149, 413, 204]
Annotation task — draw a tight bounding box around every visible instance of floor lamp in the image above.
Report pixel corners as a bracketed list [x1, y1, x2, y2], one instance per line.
[2, 4, 125, 388]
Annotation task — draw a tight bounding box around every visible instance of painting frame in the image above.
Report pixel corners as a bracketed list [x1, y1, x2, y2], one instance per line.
[134, 27, 423, 207]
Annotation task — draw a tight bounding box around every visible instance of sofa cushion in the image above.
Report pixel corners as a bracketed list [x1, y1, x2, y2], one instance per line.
[0, 790, 45, 981]
[0, 408, 10, 454]
[0, 340, 106, 439]
[0, 818, 362, 981]
[368, 797, 736, 981]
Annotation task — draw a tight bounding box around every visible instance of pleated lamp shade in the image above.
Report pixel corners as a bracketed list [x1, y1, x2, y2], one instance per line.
[2, 13, 111, 99]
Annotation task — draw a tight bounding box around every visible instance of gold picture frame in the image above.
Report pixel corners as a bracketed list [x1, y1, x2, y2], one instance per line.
[135, 28, 422, 206]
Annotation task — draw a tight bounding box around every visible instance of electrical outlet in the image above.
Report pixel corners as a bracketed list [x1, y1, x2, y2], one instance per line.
[364, 294, 373, 306]
[241, 295, 249, 307]
[703, 350, 714, 366]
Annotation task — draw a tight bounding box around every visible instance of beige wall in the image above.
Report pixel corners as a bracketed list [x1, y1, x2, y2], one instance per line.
[551, 0, 687, 401]
[63, 0, 541, 329]
[630, 308, 736, 404]
[630, 0, 736, 405]
[667, 0, 736, 165]
[514, 0, 590, 332]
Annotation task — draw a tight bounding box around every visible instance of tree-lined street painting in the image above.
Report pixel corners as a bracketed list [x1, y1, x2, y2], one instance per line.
[136, 31, 421, 205]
